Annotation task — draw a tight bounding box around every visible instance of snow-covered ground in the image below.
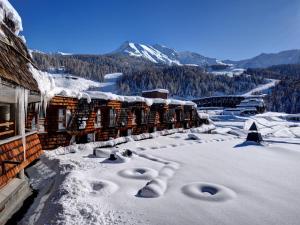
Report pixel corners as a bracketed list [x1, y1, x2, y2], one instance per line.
[210, 68, 245, 77]
[243, 79, 279, 96]
[99, 73, 123, 93]
[20, 113, 300, 225]
[52, 74, 102, 93]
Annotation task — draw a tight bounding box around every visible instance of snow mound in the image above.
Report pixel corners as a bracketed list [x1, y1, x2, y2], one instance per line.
[93, 148, 114, 158]
[136, 153, 180, 198]
[102, 153, 129, 164]
[137, 177, 167, 198]
[181, 182, 236, 202]
[188, 133, 201, 140]
[118, 167, 158, 180]
[211, 128, 232, 134]
[190, 124, 216, 133]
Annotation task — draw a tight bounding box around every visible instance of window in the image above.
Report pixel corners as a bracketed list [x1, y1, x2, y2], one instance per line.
[119, 109, 128, 126]
[109, 109, 117, 127]
[58, 109, 71, 130]
[132, 111, 136, 125]
[58, 109, 66, 130]
[176, 110, 183, 122]
[66, 110, 72, 126]
[0, 103, 15, 139]
[167, 109, 176, 123]
[31, 116, 37, 130]
[141, 110, 147, 124]
[95, 109, 101, 128]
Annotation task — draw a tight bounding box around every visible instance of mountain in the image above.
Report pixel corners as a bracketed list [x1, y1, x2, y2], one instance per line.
[227, 50, 300, 68]
[112, 41, 219, 66]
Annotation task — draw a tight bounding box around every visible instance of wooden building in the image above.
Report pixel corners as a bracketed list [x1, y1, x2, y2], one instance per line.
[38, 92, 209, 150]
[142, 89, 169, 99]
[193, 95, 266, 114]
[0, 19, 43, 188]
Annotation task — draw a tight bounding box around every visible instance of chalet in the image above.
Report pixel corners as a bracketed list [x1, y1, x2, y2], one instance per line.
[142, 89, 169, 99]
[0, 4, 43, 223]
[37, 91, 208, 150]
[0, 13, 43, 185]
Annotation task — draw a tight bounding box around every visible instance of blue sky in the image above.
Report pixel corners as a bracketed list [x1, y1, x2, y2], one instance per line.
[11, 0, 300, 60]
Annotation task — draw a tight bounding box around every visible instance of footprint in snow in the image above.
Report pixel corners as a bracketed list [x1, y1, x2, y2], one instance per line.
[90, 180, 119, 196]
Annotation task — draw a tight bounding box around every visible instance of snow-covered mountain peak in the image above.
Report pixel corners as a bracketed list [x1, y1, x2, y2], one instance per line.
[114, 41, 181, 65]
[113, 41, 221, 67]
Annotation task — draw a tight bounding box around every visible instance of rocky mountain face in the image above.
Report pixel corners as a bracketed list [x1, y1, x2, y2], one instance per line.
[112, 41, 219, 66]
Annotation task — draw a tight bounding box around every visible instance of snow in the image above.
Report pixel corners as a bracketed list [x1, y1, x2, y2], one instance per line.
[0, 0, 23, 35]
[142, 89, 169, 94]
[123, 42, 181, 65]
[99, 73, 123, 93]
[216, 59, 233, 66]
[52, 74, 101, 93]
[243, 79, 279, 96]
[243, 112, 300, 138]
[210, 68, 245, 77]
[183, 63, 199, 67]
[56, 51, 73, 56]
[21, 112, 300, 225]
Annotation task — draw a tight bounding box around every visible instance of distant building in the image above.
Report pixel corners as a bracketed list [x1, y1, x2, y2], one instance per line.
[142, 89, 169, 99]
[193, 95, 266, 115]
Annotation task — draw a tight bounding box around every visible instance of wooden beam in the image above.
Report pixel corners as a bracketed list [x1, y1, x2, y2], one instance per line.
[0, 130, 14, 136]
[0, 122, 14, 127]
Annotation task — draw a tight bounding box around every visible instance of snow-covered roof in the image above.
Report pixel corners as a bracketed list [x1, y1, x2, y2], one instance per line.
[86, 91, 196, 107]
[0, 0, 23, 35]
[142, 89, 170, 94]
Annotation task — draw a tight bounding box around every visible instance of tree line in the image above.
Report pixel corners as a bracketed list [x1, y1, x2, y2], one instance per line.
[117, 66, 266, 97]
[246, 64, 300, 113]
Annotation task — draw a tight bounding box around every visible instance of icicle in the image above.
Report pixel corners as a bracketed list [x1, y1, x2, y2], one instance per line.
[15, 87, 28, 161]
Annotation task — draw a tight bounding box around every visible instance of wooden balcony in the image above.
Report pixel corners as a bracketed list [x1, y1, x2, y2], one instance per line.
[0, 121, 15, 140]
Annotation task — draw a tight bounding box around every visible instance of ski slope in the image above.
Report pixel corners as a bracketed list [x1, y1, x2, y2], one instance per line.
[243, 79, 279, 96]
[99, 73, 123, 93]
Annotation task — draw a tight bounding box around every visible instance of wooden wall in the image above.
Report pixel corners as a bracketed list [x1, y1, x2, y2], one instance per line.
[142, 91, 168, 99]
[38, 96, 206, 149]
[38, 132, 71, 150]
[45, 96, 78, 133]
[0, 132, 43, 188]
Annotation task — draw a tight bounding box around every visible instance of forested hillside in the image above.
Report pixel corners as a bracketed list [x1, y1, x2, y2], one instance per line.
[32, 52, 300, 113]
[117, 66, 266, 97]
[32, 52, 154, 81]
[246, 64, 300, 113]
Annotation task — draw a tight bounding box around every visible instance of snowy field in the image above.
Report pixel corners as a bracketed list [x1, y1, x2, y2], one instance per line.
[21, 113, 300, 225]
[99, 73, 123, 93]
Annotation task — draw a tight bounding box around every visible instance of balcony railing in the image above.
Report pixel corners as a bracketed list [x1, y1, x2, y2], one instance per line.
[0, 121, 15, 140]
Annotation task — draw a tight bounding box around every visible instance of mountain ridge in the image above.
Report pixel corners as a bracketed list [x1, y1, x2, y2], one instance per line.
[111, 41, 220, 66]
